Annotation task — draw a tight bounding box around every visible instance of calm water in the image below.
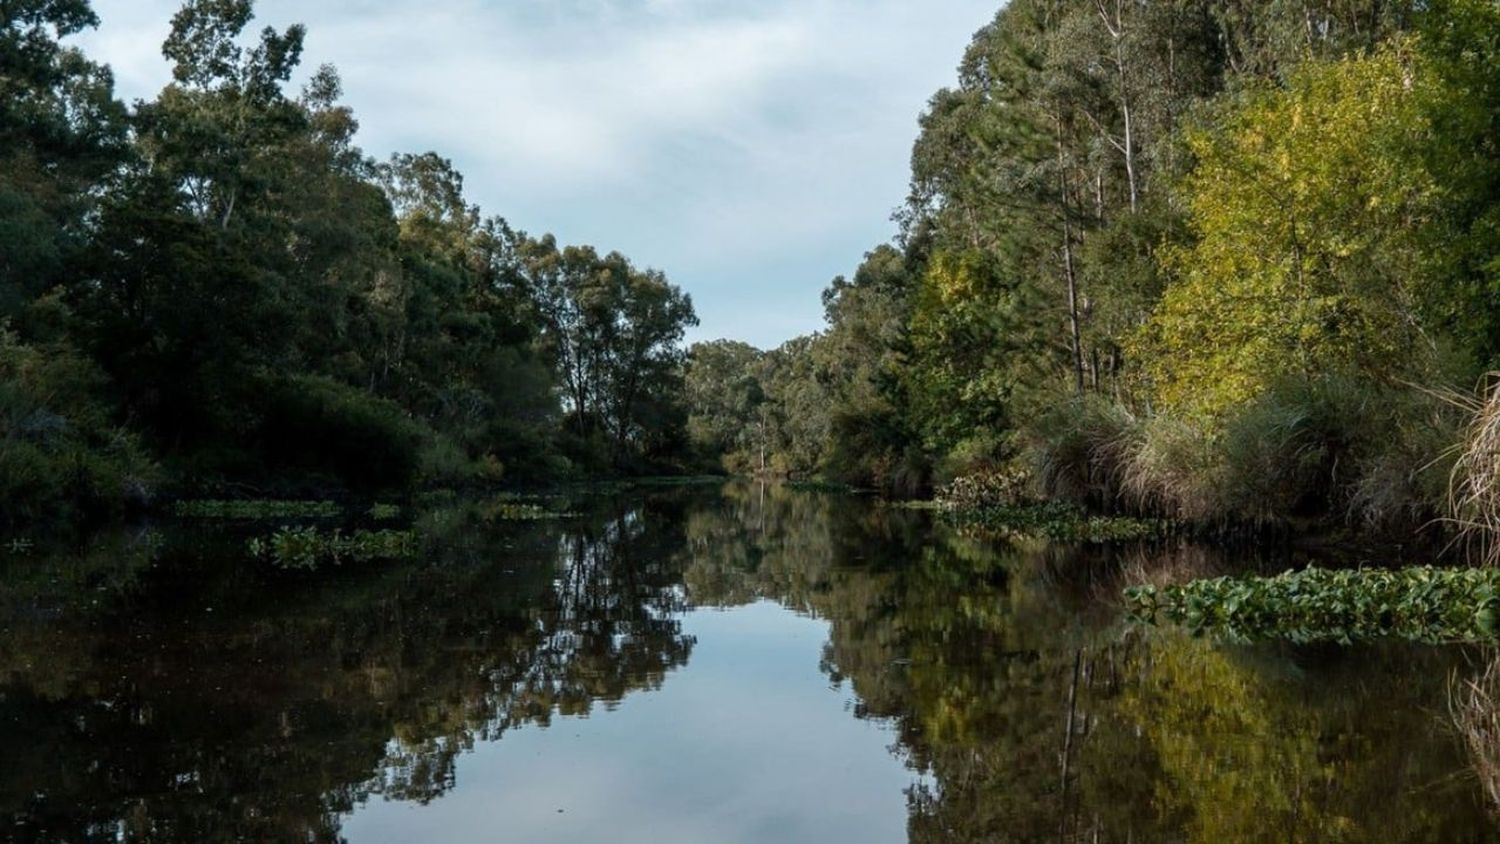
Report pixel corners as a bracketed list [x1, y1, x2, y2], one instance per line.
[2, 483, 1497, 842]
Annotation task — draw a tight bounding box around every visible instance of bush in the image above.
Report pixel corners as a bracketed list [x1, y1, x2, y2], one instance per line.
[936, 465, 1034, 510]
[0, 326, 157, 521]
[255, 374, 424, 491]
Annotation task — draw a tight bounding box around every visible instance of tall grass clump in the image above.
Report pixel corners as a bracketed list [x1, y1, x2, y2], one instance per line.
[1027, 397, 1223, 521]
[1027, 376, 1454, 530]
[1028, 396, 1138, 507]
[1452, 656, 1500, 813]
[1220, 376, 1454, 528]
[1450, 376, 1500, 565]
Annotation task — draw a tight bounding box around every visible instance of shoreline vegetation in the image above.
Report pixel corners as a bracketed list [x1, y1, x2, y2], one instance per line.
[8, 0, 1500, 551]
[6, 1, 1500, 628]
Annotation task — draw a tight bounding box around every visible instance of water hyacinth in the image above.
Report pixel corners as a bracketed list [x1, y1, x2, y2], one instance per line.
[248, 527, 417, 570]
[368, 503, 401, 520]
[1125, 566, 1500, 644]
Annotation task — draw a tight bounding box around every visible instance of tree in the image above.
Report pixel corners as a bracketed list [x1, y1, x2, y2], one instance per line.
[1136, 42, 1439, 418]
[0, 0, 127, 316]
[518, 235, 696, 470]
[684, 340, 764, 470]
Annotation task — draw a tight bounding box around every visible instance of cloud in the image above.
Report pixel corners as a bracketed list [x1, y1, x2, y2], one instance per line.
[76, 0, 997, 347]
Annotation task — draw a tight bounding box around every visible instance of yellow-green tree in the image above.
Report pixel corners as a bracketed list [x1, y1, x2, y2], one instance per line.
[1137, 42, 1438, 419]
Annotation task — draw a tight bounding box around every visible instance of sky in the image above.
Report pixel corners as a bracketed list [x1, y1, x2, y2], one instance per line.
[75, 0, 998, 349]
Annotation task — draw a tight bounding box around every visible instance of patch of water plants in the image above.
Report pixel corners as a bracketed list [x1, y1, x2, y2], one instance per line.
[478, 496, 579, 522]
[1125, 566, 1500, 644]
[368, 503, 401, 520]
[248, 527, 417, 570]
[941, 501, 1168, 543]
[783, 479, 858, 494]
[174, 499, 343, 520]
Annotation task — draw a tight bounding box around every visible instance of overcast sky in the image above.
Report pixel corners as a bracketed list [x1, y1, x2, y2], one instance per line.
[75, 0, 996, 349]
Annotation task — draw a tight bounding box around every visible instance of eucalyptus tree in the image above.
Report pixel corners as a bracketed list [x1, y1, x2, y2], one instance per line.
[684, 339, 765, 469]
[517, 235, 696, 469]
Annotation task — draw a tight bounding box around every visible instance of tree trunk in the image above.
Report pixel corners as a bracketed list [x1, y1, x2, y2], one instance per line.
[1056, 111, 1086, 397]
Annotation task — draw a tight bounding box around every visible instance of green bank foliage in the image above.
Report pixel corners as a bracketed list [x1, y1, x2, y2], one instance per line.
[932, 468, 1166, 541]
[0, 0, 700, 522]
[1125, 566, 1500, 644]
[680, 0, 1500, 533]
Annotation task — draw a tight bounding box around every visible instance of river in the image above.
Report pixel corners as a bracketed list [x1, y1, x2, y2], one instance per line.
[1, 482, 1494, 842]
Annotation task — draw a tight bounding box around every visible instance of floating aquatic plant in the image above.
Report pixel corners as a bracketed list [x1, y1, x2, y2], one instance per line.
[368, 502, 401, 520]
[248, 527, 416, 570]
[174, 499, 342, 520]
[1125, 565, 1500, 644]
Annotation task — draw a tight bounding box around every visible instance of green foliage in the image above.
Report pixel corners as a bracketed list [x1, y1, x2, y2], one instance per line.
[368, 502, 400, 520]
[1218, 375, 1455, 526]
[903, 250, 1015, 455]
[1027, 377, 1456, 527]
[255, 374, 424, 491]
[0, 0, 716, 518]
[934, 467, 1033, 511]
[683, 339, 764, 471]
[0, 324, 156, 521]
[173, 499, 340, 519]
[941, 501, 1167, 543]
[1417, 0, 1500, 367]
[1137, 43, 1440, 418]
[247, 526, 416, 570]
[517, 236, 697, 472]
[1126, 566, 1500, 644]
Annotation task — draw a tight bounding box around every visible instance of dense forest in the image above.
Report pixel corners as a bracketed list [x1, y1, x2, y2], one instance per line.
[1, 0, 700, 520]
[684, 0, 1500, 534]
[9, 0, 1500, 534]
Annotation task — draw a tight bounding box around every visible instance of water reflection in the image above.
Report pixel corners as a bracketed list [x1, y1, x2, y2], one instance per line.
[1, 483, 1496, 842]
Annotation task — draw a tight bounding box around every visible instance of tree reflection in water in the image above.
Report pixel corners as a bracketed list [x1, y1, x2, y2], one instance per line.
[0, 483, 1496, 842]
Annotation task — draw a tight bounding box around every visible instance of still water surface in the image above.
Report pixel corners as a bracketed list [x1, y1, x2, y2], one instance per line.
[2, 483, 1497, 842]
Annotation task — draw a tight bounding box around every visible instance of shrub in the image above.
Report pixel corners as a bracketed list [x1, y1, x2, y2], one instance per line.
[1220, 376, 1453, 527]
[0, 326, 157, 521]
[416, 434, 476, 488]
[1026, 397, 1222, 520]
[1027, 397, 1141, 506]
[256, 374, 424, 491]
[936, 465, 1034, 510]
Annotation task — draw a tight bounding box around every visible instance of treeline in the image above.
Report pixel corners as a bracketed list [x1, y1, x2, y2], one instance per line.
[1, 1, 700, 520]
[686, 0, 1500, 529]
